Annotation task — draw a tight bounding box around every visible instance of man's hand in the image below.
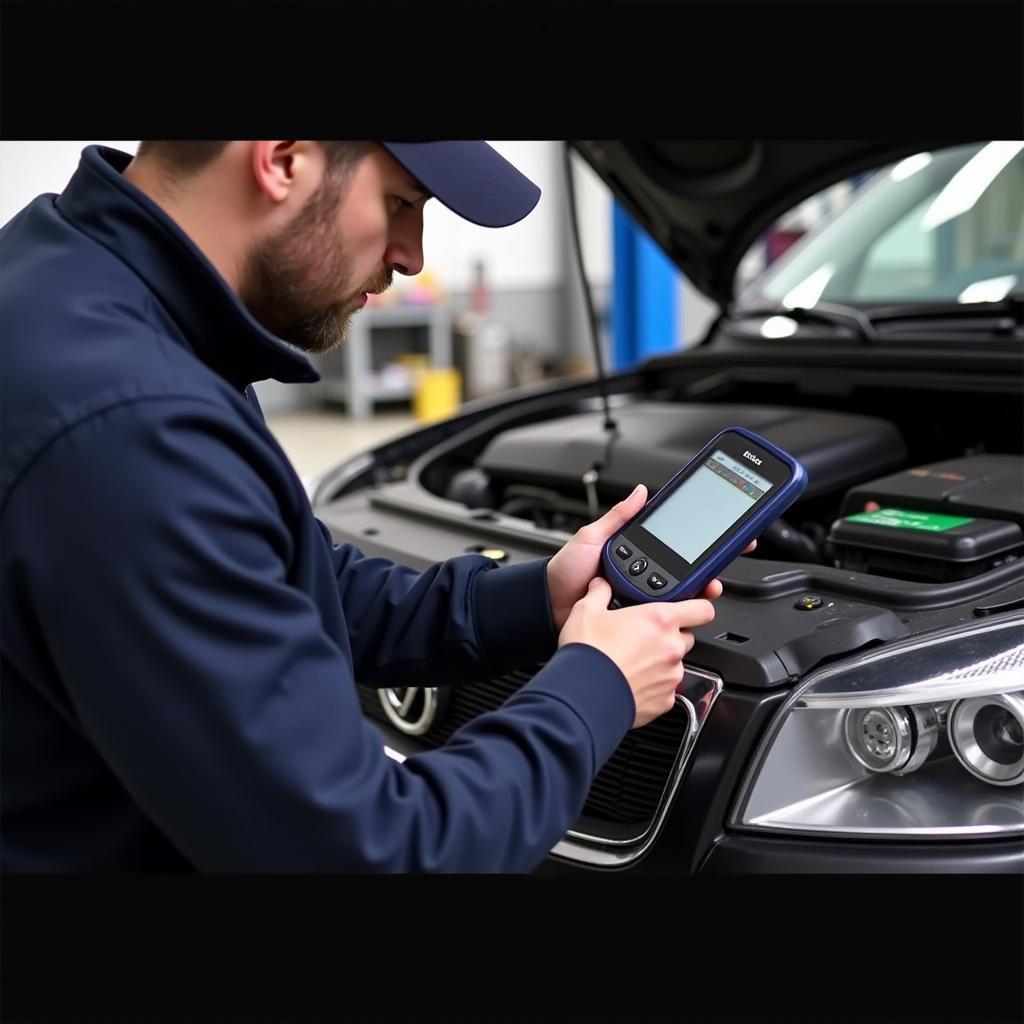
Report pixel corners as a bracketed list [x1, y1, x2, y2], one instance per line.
[545, 484, 648, 632]
[544, 483, 756, 632]
[559, 578, 714, 729]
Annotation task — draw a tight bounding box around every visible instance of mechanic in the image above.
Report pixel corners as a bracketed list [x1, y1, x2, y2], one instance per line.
[1, 141, 726, 872]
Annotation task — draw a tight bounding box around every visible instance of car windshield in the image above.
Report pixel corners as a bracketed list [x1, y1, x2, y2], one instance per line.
[736, 141, 1024, 314]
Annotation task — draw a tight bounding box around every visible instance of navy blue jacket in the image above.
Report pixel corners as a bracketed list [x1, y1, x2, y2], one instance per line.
[0, 146, 634, 872]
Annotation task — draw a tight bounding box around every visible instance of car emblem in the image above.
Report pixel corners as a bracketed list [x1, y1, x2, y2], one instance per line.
[379, 687, 443, 736]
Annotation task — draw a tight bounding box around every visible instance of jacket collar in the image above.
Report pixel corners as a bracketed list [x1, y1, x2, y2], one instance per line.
[56, 145, 320, 389]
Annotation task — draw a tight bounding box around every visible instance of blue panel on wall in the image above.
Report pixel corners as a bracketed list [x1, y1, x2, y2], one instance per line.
[611, 202, 680, 370]
[611, 203, 636, 371]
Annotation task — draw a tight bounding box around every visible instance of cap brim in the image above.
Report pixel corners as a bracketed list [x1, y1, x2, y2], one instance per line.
[380, 141, 541, 228]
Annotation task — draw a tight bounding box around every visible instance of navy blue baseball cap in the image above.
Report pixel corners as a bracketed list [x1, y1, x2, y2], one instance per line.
[379, 141, 541, 228]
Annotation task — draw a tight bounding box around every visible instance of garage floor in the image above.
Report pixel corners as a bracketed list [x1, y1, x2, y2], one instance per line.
[264, 410, 419, 486]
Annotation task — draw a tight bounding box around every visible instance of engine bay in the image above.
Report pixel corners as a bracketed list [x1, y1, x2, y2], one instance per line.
[316, 370, 1024, 692]
[425, 400, 1023, 585]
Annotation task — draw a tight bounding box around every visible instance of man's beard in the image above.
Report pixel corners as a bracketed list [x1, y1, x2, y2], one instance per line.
[239, 175, 392, 355]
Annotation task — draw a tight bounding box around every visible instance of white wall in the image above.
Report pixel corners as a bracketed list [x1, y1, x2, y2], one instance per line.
[0, 141, 139, 227]
[680, 277, 719, 347]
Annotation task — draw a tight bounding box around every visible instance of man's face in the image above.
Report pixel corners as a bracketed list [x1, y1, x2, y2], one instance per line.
[240, 146, 428, 354]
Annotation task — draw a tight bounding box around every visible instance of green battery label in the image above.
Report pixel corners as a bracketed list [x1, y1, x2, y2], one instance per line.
[844, 508, 975, 532]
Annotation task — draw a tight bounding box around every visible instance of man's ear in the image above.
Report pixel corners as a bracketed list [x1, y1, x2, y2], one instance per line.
[250, 141, 323, 204]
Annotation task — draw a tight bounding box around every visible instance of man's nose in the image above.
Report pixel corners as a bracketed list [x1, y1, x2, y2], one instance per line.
[385, 218, 425, 277]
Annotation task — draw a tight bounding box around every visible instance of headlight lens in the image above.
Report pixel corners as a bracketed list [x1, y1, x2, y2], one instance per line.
[842, 702, 944, 775]
[733, 618, 1024, 838]
[949, 692, 1024, 786]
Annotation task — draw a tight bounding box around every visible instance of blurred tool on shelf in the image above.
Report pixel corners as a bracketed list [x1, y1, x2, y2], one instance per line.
[414, 366, 462, 423]
[453, 259, 513, 400]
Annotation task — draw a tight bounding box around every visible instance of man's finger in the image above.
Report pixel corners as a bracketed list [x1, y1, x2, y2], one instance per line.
[592, 483, 647, 535]
[668, 598, 716, 628]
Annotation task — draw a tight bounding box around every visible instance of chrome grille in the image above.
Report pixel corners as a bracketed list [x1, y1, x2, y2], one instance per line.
[357, 666, 691, 827]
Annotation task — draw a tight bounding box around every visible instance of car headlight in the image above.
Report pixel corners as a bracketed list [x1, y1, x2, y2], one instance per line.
[842, 702, 946, 776]
[733, 617, 1024, 838]
[948, 692, 1024, 786]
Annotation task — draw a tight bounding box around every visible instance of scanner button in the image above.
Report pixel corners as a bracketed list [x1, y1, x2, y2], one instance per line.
[647, 573, 667, 590]
[615, 544, 633, 560]
[628, 558, 648, 576]
[795, 594, 823, 610]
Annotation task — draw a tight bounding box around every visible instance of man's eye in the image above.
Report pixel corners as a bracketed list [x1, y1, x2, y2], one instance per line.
[390, 196, 414, 214]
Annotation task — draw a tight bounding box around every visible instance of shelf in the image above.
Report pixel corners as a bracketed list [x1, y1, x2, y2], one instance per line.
[363, 382, 414, 400]
[357, 304, 446, 328]
[313, 303, 453, 419]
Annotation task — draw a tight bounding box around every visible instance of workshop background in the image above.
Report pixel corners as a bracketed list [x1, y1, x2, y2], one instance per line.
[0, 141, 858, 487]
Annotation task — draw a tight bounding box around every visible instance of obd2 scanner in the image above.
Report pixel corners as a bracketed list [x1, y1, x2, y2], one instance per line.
[602, 427, 808, 606]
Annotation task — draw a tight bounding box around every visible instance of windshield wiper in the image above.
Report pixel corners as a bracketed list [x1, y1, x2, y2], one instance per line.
[864, 293, 1024, 333]
[730, 300, 880, 343]
[733, 293, 1024, 342]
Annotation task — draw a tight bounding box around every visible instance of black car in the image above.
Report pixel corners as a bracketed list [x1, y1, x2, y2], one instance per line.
[310, 140, 1024, 873]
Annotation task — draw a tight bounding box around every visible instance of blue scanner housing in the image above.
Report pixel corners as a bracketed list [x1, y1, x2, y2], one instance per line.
[601, 426, 808, 605]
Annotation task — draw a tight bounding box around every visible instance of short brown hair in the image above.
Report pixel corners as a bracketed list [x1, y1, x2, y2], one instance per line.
[136, 140, 376, 184]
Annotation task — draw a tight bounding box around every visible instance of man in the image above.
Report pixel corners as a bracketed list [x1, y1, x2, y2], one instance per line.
[0, 141, 725, 872]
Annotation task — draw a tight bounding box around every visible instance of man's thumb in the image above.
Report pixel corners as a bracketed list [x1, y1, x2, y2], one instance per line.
[613, 483, 647, 522]
[587, 576, 611, 600]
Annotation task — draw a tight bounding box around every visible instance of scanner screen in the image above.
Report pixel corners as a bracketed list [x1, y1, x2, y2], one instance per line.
[642, 450, 774, 563]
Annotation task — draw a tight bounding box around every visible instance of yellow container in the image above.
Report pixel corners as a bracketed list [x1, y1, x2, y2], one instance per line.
[414, 367, 462, 423]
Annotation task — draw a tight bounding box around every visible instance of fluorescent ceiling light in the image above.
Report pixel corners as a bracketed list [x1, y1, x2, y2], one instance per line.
[921, 141, 1024, 232]
[781, 264, 835, 310]
[958, 275, 1018, 304]
[890, 152, 933, 182]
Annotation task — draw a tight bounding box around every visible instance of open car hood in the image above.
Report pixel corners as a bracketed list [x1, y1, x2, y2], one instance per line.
[571, 140, 967, 307]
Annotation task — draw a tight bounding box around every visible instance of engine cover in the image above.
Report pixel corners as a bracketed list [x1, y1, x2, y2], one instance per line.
[477, 402, 907, 500]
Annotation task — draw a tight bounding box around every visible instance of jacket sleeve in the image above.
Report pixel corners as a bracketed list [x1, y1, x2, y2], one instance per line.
[7, 397, 635, 871]
[313, 519, 560, 686]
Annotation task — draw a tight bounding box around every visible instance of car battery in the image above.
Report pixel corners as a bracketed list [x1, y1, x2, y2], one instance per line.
[827, 507, 1024, 582]
[839, 454, 1024, 526]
